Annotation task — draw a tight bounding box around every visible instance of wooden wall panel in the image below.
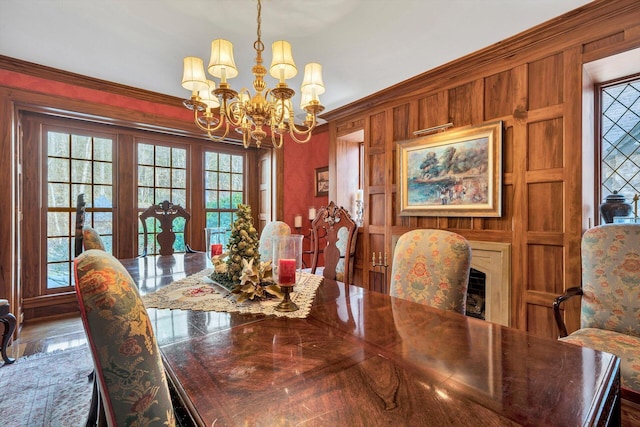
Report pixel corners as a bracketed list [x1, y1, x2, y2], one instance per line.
[369, 193, 385, 226]
[370, 112, 386, 148]
[418, 92, 449, 130]
[528, 53, 564, 109]
[449, 80, 484, 127]
[528, 118, 564, 170]
[528, 182, 564, 232]
[527, 244, 564, 294]
[484, 70, 516, 120]
[392, 104, 411, 141]
[369, 153, 385, 187]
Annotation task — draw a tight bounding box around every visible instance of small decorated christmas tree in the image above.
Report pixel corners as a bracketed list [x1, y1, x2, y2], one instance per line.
[210, 204, 280, 301]
[226, 204, 260, 283]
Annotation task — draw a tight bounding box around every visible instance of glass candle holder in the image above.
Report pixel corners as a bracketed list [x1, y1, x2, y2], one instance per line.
[205, 227, 226, 257]
[273, 234, 303, 312]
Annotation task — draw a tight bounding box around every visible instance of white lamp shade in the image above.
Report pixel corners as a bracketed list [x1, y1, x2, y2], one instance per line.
[208, 39, 238, 80]
[181, 57, 209, 92]
[300, 87, 320, 109]
[269, 40, 297, 81]
[301, 62, 325, 95]
[275, 99, 292, 122]
[198, 80, 220, 109]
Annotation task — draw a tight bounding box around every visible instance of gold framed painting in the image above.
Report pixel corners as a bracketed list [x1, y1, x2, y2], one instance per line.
[397, 121, 503, 217]
[315, 166, 329, 196]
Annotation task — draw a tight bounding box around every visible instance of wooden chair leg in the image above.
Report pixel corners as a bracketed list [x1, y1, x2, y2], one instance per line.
[86, 377, 99, 426]
[0, 311, 16, 365]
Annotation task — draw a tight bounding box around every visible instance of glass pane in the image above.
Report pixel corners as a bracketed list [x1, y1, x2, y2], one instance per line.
[231, 192, 243, 208]
[219, 173, 230, 190]
[173, 217, 186, 233]
[205, 152, 218, 170]
[231, 173, 243, 191]
[100, 235, 113, 254]
[138, 187, 154, 208]
[172, 147, 187, 168]
[94, 185, 113, 207]
[47, 212, 70, 237]
[220, 212, 233, 231]
[232, 155, 243, 173]
[47, 262, 71, 289]
[48, 132, 70, 157]
[156, 167, 170, 187]
[138, 143, 154, 165]
[48, 237, 70, 262]
[72, 159, 92, 183]
[219, 154, 231, 172]
[206, 212, 220, 228]
[172, 169, 186, 189]
[205, 171, 218, 189]
[138, 165, 154, 186]
[155, 188, 170, 203]
[172, 189, 187, 206]
[72, 184, 90, 205]
[93, 212, 112, 235]
[94, 161, 112, 185]
[219, 191, 231, 209]
[205, 190, 218, 209]
[71, 135, 92, 160]
[48, 183, 70, 208]
[94, 138, 113, 161]
[156, 146, 170, 167]
[48, 158, 70, 182]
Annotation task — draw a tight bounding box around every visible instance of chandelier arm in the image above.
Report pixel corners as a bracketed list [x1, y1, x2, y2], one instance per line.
[206, 121, 231, 142]
[270, 132, 284, 149]
[193, 108, 226, 134]
[288, 114, 317, 136]
[288, 128, 313, 144]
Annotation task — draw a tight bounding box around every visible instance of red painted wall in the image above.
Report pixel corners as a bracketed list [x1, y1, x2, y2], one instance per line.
[282, 128, 329, 234]
[1, 68, 330, 233]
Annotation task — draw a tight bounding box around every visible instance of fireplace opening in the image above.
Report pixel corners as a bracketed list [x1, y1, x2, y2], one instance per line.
[466, 268, 486, 320]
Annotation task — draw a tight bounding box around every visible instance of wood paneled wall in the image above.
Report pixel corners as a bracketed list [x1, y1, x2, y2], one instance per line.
[325, 0, 640, 338]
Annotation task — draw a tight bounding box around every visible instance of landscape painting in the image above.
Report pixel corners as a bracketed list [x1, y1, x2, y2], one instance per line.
[397, 122, 502, 217]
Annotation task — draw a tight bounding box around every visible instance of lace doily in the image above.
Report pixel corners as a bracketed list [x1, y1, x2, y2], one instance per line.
[141, 269, 323, 319]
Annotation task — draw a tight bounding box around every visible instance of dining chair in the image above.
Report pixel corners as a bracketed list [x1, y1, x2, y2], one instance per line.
[74, 249, 176, 426]
[74, 193, 86, 257]
[310, 201, 358, 284]
[553, 223, 640, 396]
[139, 200, 195, 256]
[82, 226, 106, 251]
[389, 229, 472, 314]
[258, 221, 291, 263]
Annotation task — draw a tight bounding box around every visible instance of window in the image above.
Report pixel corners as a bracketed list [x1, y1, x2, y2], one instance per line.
[45, 127, 114, 290]
[137, 142, 188, 255]
[204, 151, 245, 241]
[600, 77, 640, 219]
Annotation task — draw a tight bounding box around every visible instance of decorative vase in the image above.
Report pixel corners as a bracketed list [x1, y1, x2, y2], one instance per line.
[600, 191, 633, 223]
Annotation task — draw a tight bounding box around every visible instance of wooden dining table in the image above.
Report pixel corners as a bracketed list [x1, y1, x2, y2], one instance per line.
[120, 252, 621, 426]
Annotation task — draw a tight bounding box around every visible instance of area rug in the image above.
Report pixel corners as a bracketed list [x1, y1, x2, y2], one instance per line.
[0, 345, 93, 427]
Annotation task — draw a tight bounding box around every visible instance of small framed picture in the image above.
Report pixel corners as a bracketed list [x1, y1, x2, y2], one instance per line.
[315, 166, 329, 196]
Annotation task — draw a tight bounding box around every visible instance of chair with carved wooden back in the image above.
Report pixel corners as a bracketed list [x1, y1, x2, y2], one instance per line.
[389, 229, 472, 314]
[310, 201, 358, 284]
[139, 200, 195, 256]
[554, 223, 640, 399]
[74, 193, 86, 257]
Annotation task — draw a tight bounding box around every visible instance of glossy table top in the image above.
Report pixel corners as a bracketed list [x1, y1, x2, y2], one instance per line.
[121, 253, 620, 426]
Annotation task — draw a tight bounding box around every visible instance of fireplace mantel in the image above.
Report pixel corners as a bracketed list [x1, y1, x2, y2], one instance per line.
[468, 241, 511, 327]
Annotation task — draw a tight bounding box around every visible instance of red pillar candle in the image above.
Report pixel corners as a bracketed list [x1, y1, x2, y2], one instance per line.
[278, 258, 297, 286]
[211, 244, 223, 257]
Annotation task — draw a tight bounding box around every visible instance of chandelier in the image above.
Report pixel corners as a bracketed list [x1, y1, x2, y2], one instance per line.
[181, 0, 325, 148]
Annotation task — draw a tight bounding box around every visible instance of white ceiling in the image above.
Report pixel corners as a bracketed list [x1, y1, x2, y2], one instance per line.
[1, 0, 593, 118]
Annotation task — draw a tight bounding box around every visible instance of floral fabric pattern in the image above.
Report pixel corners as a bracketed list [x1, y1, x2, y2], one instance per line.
[258, 221, 291, 263]
[389, 229, 472, 313]
[561, 328, 640, 393]
[74, 249, 175, 427]
[82, 226, 106, 251]
[580, 224, 640, 337]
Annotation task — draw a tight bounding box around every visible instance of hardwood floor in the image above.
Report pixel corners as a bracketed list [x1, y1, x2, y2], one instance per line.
[6, 313, 85, 359]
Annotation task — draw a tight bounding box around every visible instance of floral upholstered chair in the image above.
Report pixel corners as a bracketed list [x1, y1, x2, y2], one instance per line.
[82, 225, 106, 251]
[554, 223, 640, 396]
[74, 249, 176, 426]
[389, 229, 472, 314]
[259, 221, 291, 263]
